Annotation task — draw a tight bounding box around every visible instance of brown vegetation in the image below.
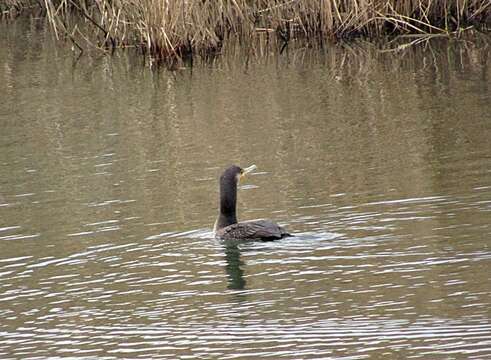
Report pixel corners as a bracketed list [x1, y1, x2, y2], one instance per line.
[3, 0, 491, 62]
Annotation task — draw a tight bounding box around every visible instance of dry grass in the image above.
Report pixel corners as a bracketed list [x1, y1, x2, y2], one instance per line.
[5, 0, 491, 61]
[1, 0, 38, 17]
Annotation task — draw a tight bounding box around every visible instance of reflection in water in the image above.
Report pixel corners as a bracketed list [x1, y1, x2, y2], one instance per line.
[0, 18, 490, 360]
[224, 242, 246, 290]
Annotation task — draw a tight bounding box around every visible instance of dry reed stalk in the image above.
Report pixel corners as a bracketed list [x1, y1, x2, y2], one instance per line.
[17, 0, 491, 62]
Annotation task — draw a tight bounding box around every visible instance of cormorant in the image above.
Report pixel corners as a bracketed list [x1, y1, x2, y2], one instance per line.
[214, 165, 291, 241]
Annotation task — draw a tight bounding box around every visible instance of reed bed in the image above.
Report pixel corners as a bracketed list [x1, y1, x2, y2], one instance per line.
[5, 0, 491, 61]
[1, 0, 37, 17]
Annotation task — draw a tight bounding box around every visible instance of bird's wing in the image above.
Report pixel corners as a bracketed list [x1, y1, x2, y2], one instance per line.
[222, 220, 289, 240]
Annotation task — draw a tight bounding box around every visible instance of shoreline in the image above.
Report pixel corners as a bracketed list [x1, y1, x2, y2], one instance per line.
[2, 1, 491, 64]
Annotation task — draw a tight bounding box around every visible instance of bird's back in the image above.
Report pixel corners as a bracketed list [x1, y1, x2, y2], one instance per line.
[216, 219, 291, 241]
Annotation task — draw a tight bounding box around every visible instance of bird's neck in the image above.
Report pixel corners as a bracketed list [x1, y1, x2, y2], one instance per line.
[216, 177, 238, 230]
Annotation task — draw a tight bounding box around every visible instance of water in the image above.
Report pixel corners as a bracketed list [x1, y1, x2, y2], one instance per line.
[1, 17, 491, 359]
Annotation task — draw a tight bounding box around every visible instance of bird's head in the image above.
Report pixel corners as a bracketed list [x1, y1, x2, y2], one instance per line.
[220, 164, 257, 185]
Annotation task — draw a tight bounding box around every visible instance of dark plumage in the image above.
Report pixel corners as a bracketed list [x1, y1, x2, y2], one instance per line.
[214, 165, 291, 241]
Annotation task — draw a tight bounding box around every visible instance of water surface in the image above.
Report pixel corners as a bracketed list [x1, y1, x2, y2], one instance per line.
[1, 18, 491, 359]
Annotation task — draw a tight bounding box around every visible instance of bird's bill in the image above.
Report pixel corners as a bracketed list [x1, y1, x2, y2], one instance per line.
[239, 164, 257, 182]
[242, 164, 257, 176]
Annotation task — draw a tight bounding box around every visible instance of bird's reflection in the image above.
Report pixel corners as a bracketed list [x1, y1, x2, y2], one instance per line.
[224, 242, 246, 290]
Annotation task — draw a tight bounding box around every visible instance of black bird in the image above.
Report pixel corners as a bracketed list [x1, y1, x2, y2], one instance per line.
[214, 165, 291, 241]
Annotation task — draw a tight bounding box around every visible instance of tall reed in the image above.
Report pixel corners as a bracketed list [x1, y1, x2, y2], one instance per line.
[9, 0, 491, 61]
